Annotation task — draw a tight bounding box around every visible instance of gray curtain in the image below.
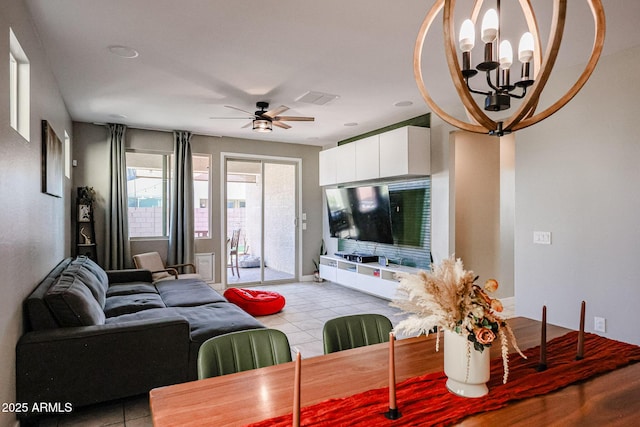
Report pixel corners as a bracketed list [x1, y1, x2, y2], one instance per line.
[168, 130, 194, 266]
[105, 123, 131, 269]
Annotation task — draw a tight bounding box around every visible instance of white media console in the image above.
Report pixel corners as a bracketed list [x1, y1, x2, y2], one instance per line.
[318, 255, 423, 300]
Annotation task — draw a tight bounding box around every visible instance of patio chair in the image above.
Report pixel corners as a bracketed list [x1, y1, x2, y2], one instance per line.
[228, 229, 241, 277]
[132, 251, 200, 282]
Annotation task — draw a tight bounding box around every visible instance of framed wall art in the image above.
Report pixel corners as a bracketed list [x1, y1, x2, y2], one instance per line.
[41, 120, 64, 198]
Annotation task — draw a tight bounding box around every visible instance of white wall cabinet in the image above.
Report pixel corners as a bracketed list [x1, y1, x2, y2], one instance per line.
[355, 135, 380, 181]
[334, 143, 356, 184]
[318, 149, 337, 186]
[379, 126, 430, 178]
[318, 255, 419, 300]
[318, 125, 430, 186]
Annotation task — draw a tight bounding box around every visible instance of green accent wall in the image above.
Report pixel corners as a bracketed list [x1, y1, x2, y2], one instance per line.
[338, 113, 430, 146]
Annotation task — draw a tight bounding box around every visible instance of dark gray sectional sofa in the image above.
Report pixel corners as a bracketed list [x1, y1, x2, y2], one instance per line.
[16, 256, 264, 421]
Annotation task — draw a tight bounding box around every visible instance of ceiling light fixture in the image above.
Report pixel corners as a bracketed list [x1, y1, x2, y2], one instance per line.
[252, 118, 272, 133]
[107, 45, 139, 59]
[414, 0, 605, 136]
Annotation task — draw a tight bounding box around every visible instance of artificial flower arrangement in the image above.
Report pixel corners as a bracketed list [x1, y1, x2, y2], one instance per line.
[391, 255, 526, 383]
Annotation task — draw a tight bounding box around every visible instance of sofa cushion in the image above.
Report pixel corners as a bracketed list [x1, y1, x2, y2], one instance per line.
[155, 273, 201, 282]
[63, 256, 109, 308]
[71, 256, 109, 288]
[104, 293, 167, 317]
[155, 279, 227, 307]
[44, 275, 106, 327]
[105, 307, 183, 325]
[173, 303, 265, 344]
[106, 282, 158, 297]
[24, 259, 73, 331]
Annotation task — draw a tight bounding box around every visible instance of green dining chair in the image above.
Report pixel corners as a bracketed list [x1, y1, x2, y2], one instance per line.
[197, 328, 292, 379]
[322, 313, 393, 354]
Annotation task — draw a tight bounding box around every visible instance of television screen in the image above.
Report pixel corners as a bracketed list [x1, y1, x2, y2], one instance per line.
[389, 187, 426, 247]
[325, 188, 356, 239]
[325, 185, 394, 244]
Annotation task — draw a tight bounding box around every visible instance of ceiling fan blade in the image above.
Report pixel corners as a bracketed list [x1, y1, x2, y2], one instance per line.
[225, 105, 257, 117]
[262, 105, 289, 118]
[241, 122, 253, 129]
[272, 121, 291, 130]
[274, 116, 315, 122]
[209, 117, 254, 120]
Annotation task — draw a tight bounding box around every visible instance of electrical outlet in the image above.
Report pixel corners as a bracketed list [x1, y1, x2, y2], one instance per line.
[533, 231, 552, 245]
[594, 316, 606, 333]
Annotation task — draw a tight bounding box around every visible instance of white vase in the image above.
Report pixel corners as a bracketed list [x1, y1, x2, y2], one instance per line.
[443, 329, 490, 398]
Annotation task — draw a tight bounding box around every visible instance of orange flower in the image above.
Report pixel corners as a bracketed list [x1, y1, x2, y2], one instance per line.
[475, 327, 496, 344]
[484, 279, 499, 293]
[491, 299, 504, 312]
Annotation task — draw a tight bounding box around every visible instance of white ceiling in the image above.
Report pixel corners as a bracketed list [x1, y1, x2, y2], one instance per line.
[25, 0, 640, 147]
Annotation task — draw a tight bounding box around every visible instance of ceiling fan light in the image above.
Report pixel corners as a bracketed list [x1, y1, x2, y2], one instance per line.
[252, 119, 272, 132]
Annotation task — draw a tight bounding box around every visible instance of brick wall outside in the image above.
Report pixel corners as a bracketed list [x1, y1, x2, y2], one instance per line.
[129, 207, 210, 238]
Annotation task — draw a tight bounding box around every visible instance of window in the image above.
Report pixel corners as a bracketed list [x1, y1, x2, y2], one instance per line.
[193, 155, 210, 238]
[9, 28, 30, 141]
[126, 152, 210, 239]
[64, 130, 71, 179]
[126, 152, 169, 238]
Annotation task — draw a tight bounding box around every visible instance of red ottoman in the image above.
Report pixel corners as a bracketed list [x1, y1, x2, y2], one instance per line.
[223, 288, 286, 316]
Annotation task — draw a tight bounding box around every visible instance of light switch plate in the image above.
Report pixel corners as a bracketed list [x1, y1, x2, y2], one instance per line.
[533, 231, 552, 245]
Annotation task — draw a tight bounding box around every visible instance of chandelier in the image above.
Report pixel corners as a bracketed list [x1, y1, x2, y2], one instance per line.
[414, 0, 605, 136]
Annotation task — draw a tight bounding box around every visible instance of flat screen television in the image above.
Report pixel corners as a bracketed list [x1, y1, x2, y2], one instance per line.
[389, 186, 427, 247]
[325, 185, 394, 244]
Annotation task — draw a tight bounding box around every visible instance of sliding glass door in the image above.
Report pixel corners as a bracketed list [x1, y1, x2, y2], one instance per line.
[224, 157, 298, 285]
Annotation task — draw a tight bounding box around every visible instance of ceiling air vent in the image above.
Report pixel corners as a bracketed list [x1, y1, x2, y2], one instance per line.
[295, 91, 339, 106]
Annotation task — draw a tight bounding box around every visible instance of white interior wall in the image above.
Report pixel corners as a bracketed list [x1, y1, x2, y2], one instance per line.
[0, 3, 72, 426]
[515, 45, 640, 345]
[451, 131, 515, 299]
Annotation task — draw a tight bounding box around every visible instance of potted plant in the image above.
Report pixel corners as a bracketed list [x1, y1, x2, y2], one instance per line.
[78, 186, 96, 205]
[391, 256, 526, 396]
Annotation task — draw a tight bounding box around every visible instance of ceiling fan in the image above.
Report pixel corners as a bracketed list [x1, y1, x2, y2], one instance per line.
[213, 101, 315, 132]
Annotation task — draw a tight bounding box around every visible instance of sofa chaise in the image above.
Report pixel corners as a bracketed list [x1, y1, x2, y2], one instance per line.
[15, 256, 264, 421]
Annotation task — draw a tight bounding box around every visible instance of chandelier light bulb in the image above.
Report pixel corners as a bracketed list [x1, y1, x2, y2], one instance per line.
[499, 40, 513, 69]
[518, 32, 535, 62]
[481, 9, 499, 43]
[459, 19, 475, 52]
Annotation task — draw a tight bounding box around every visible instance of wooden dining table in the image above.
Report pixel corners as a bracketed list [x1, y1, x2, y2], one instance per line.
[149, 317, 640, 426]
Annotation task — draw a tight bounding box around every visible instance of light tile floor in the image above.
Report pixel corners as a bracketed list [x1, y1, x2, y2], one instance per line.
[34, 280, 514, 426]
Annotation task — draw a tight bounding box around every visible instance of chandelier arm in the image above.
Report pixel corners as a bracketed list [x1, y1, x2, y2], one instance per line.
[503, 0, 567, 132]
[466, 82, 492, 97]
[414, 0, 488, 134]
[507, 87, 527, 100]
[485, 72, 501, 93]
[511, 0, 606, 132]
[443, 0, 496, 131]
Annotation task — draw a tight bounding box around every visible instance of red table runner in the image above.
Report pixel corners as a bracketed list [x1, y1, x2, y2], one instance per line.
[248, 332, 640, 426]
